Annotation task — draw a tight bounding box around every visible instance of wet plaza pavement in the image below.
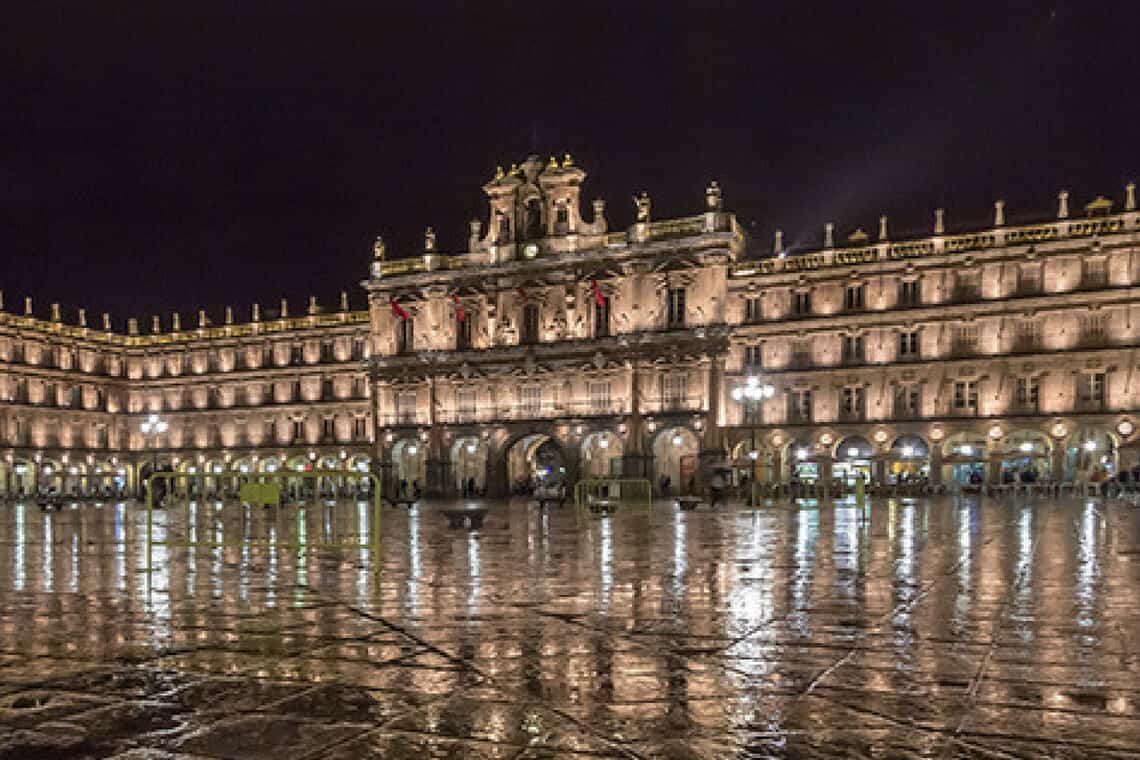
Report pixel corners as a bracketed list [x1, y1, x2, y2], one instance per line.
[0, 494, 1139, 759]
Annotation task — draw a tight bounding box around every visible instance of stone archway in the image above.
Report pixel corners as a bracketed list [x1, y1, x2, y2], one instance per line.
[652, 426, 700, 495]
[580, 430, 623, 479]
[451, 436, 489, 495]
[488, 427, 570, 498]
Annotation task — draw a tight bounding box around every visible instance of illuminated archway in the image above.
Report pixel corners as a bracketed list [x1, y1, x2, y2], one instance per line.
[1065, 428, 1117, 481]
[451, 436, 488, 495]
[580, 430, 623, 479]
[392, 439, 426, 496]
[506, 434, 564, 493]
[652, 427, 700, 495]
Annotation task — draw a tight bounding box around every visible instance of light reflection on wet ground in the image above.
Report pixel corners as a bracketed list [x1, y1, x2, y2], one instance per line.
[0, 495, 1138, 758]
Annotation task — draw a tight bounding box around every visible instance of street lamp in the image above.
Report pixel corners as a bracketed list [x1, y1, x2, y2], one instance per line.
[731, 376, 775, 505]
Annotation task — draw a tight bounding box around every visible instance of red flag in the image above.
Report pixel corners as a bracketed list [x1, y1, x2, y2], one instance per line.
[453, 293, 465, 322]
[390, 298, 410, 320]
[517, 286, 526, 300]
[591, 279, 605, 307]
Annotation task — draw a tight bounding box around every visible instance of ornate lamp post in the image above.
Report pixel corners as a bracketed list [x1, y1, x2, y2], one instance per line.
[731, 376, 774, 505]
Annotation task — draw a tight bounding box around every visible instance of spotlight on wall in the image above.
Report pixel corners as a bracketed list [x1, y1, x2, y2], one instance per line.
[466, 443, 477, 455]
[671, 434, 683, 447]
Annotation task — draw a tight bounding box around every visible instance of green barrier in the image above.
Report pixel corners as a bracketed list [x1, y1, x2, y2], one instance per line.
[574, 478, 652, 523]
[145, 469, 381, 575]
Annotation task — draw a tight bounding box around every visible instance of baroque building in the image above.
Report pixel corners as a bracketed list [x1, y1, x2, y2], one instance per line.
[3, 154, 1140, 499]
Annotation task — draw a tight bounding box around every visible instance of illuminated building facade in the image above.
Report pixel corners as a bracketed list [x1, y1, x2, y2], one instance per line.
[3, 154, 1140, 498]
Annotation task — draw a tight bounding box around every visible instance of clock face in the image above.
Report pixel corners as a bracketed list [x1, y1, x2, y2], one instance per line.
[524, 243, 538, 259]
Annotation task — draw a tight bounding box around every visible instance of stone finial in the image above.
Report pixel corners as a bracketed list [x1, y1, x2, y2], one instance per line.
[152, 316, 161, 333]
[172, 312, 181, 331]
[252, 303, 260, 322]
[562, 153, 574, 168]
[706, 181, 723, 211]
[593, 198, 606, 222]
[469, 218, 481, 237]
[280, 298, 288, 318]
[824, 222, 835, 249]
[774, 229, 784, 255]
[1058, 190, 1069, 219]
[878, 215, 888, 241]
[0, 290, 4, 311]
[340, 291, 349, 311]
[1126, 182, 1136, 211]
[308, 295, 318, 315]
[994, 200, 1006, 227]
[633, 191, 651, 223]
[224, 306, 233, 324]
[51, 303, 61, 322]
[24, 297, 32, 316]
[198, 309, 207, 328]
[493, 165, 505, 181]
[102, 313, 111, 331]
[372, 235, 386, 261]
[78, 308, 87, 327]
[128, 318, 139, 335]
[424, 227, 436, 252]
[547, 155, 558, 170]
[934, 208, 945, 235]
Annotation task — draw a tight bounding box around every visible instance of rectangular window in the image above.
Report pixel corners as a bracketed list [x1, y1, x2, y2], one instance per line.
[1077, 372, 1106, 410]
[589, 381, 612, 414]
[789, 389, 812, 423]
[790, 340, 812, 369]
[1015, 320, 1040, 352]
[662, 373, 688, 410]
[323, 418, 335, 439]
[1016, 376, 1039, 411]
[842, 335, 864, 365]
[743, 345, 762, 371]
[396, 318, 414, 355]
[899, 330, 919, 358]
[594, 299, 610, 338]
[952, 326, 978, 356]
[456, 313, 472, 350]
[521, 303, 540, 344]
[844, 284, 865, 311]
[744, 297, 762, 323]
[792, 290, 812, 316]
[520, 385, 543, 417]
[953, 381, 978, 414]
[457, 388, 477, 420]
[353, 417, 367, 439]
[397, 391, 418, 424]
[894, 385, 921, 418]
[293, 419, 304, 442]
[841, 386, 865, 420]
[667, 288, 686, 327]
[898, 279, 919, 307]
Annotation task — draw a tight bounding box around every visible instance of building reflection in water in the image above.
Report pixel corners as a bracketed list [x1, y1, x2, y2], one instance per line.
[790, 505, 818, 638]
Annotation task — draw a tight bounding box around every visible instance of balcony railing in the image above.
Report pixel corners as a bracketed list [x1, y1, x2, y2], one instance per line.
[647, 395, 703, 414]
[1074, 397, 1106, 413]
[838, 408, 866, 423]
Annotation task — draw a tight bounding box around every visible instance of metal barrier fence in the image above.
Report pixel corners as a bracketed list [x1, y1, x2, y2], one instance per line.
[144, 470, 382, 574]
[574, 478, 652, 523]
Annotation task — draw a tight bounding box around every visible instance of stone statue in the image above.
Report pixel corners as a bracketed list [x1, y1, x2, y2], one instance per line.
[706, 181, 722, 211]
[633, 191, 651, 223]
[372, 236, 386, 261]
[424, 227, 436, 252]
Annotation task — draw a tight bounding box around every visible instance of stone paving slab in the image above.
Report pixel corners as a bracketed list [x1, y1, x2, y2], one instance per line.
[0, 495, 1138, 757]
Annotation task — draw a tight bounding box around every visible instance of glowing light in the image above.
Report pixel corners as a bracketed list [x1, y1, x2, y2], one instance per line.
[847, 447, 859, 457]
[407, 445, 419, 456]
[902, 445, 915, 457]
[672, 434, 683, 447]
[748, 449, 759, 461]
[796, 448, 808, 460]
[731, 387, 744, 401]
[1020, 442, 1034, 453]
[1084, 440, 1097, 451]
[1117, 420, 1135, 437]
[598, 437, 610, 449]
[960, 445, 974, 456]
[466, 443, 477, 454]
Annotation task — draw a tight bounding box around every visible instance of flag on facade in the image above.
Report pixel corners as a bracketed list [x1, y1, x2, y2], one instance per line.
[592, 279, 605, 307]
[453, 293, 465, 321]
[390, 298, 410, 320]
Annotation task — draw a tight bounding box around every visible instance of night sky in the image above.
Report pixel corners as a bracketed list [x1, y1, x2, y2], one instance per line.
[2, 2, 1138, 326]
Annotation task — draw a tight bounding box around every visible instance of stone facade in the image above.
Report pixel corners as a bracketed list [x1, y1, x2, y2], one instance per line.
[3, 155, 1139, 499]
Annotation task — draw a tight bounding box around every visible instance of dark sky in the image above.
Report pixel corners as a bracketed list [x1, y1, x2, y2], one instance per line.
[2, 1, 1138, 325]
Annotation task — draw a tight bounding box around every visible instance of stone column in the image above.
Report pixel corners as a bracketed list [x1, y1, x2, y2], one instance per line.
[699, 356, 726, 481]
[622, 362, 650, 480]
[930, 446, 943, 487]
